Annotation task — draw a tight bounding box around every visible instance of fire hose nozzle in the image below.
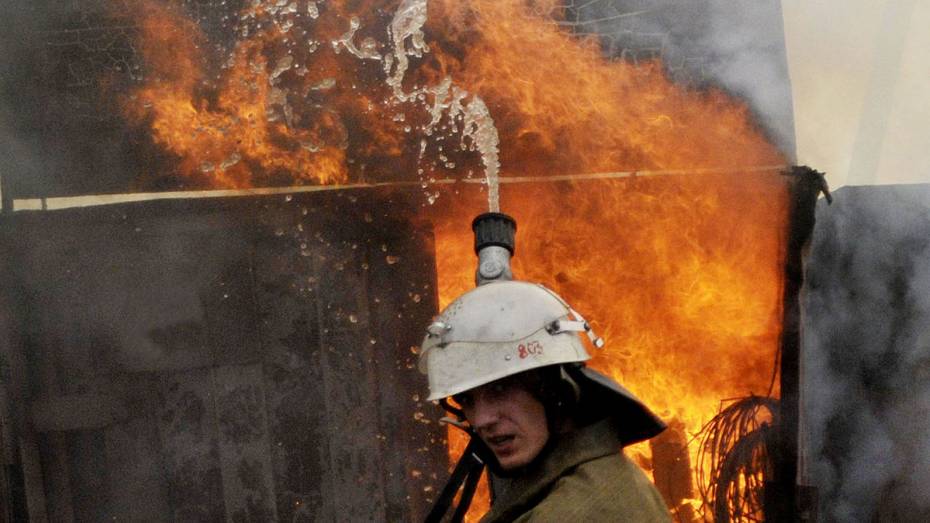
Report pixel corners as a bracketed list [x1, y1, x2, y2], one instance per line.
[472, 212, 516, 286]
[472, 212, 516, 254]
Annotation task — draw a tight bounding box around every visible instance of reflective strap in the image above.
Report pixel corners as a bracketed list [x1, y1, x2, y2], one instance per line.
[546, 319, 588, 333]
[548, 309, 606, 349]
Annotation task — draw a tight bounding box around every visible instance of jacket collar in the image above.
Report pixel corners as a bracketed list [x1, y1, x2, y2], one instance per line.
[480, 417, 624, 522]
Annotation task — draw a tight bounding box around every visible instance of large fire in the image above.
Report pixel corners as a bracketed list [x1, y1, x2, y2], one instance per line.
[120, 0, 787, 519]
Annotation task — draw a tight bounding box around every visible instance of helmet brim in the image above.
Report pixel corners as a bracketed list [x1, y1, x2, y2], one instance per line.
[569, 366, 667, 446]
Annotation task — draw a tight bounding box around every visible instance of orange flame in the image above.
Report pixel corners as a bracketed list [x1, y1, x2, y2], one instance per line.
[122, 1, 787, 519]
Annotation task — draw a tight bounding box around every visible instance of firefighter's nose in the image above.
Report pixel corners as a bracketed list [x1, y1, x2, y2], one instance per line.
[466, 395, 499, 433]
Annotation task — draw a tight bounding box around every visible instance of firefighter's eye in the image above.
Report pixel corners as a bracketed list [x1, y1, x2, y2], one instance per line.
[452, 393, 473, 409]
[486, 380, 517, 399]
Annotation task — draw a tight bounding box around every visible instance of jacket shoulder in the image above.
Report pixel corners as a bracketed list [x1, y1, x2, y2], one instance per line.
[514, 453, 671, 523]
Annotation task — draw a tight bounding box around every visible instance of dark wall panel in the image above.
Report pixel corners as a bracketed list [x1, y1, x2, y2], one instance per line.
[0, 188, 445, 521]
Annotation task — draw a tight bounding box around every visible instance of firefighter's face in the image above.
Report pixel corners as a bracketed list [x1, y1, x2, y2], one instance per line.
[455, 376, 549, 470]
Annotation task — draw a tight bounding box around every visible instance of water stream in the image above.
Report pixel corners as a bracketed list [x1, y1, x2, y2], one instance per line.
[338, 0, 503, 212]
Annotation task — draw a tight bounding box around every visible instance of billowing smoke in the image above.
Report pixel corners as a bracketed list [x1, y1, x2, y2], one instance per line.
[0, 4, 49, 204]
[803, 185, 930, 521]
[568, 0, 796, 157]
[0, 1, 145, 201]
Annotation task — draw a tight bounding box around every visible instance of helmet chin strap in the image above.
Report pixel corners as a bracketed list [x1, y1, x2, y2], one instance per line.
[424, 413, 493, 523]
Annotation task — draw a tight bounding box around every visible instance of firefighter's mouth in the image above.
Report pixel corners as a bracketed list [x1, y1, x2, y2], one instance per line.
[487, 434, 516, 452]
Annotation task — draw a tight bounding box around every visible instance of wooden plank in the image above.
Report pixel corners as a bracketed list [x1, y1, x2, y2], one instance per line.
[101, 416, 172, 520]
[252, 230, 328, 522]
[365, 224, 448, 522]
[154, 368, 225, 521]
[313, 235, 387, 521]
[16, 432, 48, 523]
[213, 363, 278, 521]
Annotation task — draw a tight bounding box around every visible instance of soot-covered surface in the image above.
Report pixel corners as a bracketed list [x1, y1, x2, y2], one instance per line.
[0, 188, 446, 521]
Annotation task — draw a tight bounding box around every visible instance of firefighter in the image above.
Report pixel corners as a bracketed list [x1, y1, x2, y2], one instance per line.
[419, 279, 672, 522]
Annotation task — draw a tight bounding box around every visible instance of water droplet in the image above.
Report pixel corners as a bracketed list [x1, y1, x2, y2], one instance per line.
[285, 194, 293, 202]
[271, 55, 294, 78]
[349, 314, 358, 324]
[220, 153, 241, 170]
[386, 255, 400, 265]
[412, 294, 422, 303]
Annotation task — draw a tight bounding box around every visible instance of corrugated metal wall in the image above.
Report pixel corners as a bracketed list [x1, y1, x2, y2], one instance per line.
[0, 188, 447, 521]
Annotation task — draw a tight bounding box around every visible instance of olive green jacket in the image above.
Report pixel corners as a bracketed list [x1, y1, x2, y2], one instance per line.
[479, 418, 671, 523]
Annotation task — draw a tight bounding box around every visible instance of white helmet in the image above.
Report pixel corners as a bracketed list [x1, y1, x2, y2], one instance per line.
[418, 280, 604, 401]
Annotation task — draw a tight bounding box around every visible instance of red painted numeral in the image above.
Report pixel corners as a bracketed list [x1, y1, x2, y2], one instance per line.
[517, 341, 543, 359]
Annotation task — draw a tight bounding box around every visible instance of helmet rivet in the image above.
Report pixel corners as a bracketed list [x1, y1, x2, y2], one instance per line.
[504, 355, 512, 361]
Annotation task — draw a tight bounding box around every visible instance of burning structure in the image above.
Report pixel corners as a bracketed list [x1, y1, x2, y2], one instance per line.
[0, 0, 836, 521]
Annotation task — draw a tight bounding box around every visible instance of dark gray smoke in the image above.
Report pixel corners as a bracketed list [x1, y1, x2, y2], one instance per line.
[0, 1, 129, 201]
[803, 184, 930, 522]
[568, 0, 797, 157]
[0, 3, 48, 205]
